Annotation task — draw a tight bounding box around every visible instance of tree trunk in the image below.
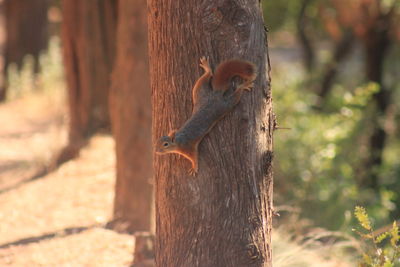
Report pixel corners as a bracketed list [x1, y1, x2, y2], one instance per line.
[59, 0, 117, 165]
[0, 0, 49, 101]
[109, 0, 153, 233]
[316, 30, 354, 105]
[131, 232, 155, 267]
[297, 0, 314, 73]
[360, 17, 391, 191]
[148, 1, 274, 266]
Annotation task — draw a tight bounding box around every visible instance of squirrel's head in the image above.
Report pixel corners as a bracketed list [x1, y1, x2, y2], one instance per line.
[155, 135, 177, 154]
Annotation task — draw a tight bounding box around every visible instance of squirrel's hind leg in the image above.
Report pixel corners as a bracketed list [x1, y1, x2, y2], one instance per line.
[237, 79, 254, 92]
[226, 79, 254, 104]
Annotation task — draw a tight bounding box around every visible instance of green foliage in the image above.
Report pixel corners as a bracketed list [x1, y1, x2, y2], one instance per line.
[355, 206, 372, 231]
[272, 61, 388, 229]
[262, 0, 296, 31]
[262, 0, 327, 39]
[353, 206, 400, 267]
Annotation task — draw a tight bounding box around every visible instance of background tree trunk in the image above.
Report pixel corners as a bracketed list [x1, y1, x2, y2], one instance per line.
[297, 0, 315, 73]
[59, 0, 117, 165]
[109, 0, 153, 233]
[360, 18, 391, 191]
[316, 30, 354, 105]
[148, 1, 274, 266]
[0, 0, 49, 101]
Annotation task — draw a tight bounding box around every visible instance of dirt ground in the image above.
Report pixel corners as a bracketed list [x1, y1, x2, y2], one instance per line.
[0, 91, 134, 267]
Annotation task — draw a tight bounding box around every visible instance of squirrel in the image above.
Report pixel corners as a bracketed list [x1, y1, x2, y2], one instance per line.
[155, 57, 257, 175]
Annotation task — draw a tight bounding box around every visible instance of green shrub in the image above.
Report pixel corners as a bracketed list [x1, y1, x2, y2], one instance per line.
[353, 206, 400, 267]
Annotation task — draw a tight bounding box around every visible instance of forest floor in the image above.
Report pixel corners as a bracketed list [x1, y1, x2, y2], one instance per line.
[0, 89, 354, 267]
[0, 91, 133, 266]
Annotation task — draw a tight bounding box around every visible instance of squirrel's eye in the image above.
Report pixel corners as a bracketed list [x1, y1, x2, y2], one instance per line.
[163, 142, 169, 147]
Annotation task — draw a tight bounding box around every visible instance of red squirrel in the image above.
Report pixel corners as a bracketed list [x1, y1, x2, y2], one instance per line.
[155, 57, 257, 175]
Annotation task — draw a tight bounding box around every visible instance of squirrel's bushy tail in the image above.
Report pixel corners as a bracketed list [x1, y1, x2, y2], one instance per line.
[211, 59, 256, 92]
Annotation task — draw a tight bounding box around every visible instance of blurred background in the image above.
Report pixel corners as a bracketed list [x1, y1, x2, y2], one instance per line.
[0, 0, 399, 266]
[267, 0, 400, 229]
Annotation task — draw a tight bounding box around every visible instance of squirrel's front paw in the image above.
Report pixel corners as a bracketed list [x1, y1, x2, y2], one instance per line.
[199, 56, 211, 73]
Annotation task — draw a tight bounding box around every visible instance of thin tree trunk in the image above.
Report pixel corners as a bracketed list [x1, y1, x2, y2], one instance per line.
[109, 0, 153, 233]
[361, 18, 391, 190]
[58, 0, 117, 165]
[148, 1, 274, 266]
[317, 30, 355, 104]
[4, 0, 48, 70]
[1, 0, 49, 101]
[297, 0, 314, 72]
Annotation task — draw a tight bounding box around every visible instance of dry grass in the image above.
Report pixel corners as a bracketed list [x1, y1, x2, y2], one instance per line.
[273, 227, 355, 267]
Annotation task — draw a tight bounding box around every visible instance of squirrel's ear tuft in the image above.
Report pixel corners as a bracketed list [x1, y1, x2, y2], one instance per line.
[168, 129, 177, 141]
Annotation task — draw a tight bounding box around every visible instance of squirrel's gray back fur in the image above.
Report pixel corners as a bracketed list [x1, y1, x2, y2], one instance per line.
[175, 87, 241, 146]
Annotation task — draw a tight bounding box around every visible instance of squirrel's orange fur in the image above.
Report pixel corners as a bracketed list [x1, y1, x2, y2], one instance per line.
[212, 59, 256, 92]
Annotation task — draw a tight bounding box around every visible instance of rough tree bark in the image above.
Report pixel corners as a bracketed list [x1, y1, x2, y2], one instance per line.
[109, 0, 153, 233]
[0, 0, 49, 101]
[148, 1, 274, 266]
[59, 0, 117, 165]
